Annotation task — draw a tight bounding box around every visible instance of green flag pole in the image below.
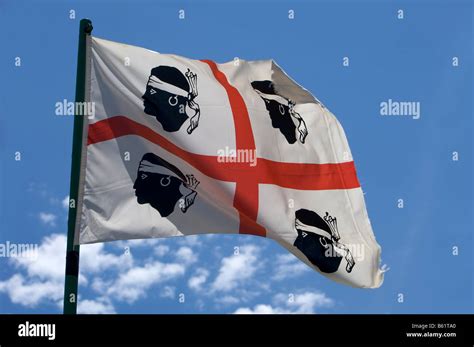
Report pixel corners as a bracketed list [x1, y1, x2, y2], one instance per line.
[63, 18, 93, 315]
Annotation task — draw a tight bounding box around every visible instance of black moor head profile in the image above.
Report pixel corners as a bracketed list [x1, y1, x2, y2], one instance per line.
[251, 80, 308, 144]
[133, 153, 200, 217]
[293, 209, 355, 273]
[142, 66, 200, 134]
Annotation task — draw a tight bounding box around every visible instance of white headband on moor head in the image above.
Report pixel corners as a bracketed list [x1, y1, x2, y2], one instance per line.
[254, 89, 291, 106]
[295, 215, 355, 272]
[138, 160, 181, 180]
[147, 75, 189, 98]
[295, 218, 333, 241]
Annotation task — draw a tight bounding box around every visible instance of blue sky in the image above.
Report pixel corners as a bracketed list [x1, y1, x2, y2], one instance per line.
[0, 0, 472, 314]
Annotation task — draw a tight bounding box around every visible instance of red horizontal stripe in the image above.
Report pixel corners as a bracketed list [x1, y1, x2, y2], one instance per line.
[87, 116, 360, 190]
[257, 158, 360, 190]
[88, 115, 238, 181]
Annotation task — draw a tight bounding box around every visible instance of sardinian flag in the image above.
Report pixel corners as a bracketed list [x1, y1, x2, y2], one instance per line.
[76, 36, 384, 288]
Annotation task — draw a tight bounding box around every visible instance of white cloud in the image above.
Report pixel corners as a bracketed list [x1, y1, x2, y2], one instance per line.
[106, 261, 185, 303]
[234, 291, 334, 314]
[91, 277, 111, 294]
[112, 238, 162, 250]
[274, 291, 334, 313]
[77, 298, 115, 314]
[160, 286, 176, 299]
[1, 227, 213, 312]
[188, 268, 209, 291]
[0, 274, 63, 307]
[272, 253, 309, 281]
[235, 304, 278, 314]
[127, 239, 161, 247]
[214, 295, 240, 306]
[62, 196, 69, 209]
[177, 235, 202, 247]
[80, 243, 133, 274]
[154, 245, 170, 257]
[38, 212, 57, 227]
[0, 234, 70, 308]
[211, 244, 260, 292]
[5, 230, 316, 314]
[11, 233, 132, 282]
[0, 233, 133, 310]
[13, 234, 66, 281]
[175, 246, 198, 265]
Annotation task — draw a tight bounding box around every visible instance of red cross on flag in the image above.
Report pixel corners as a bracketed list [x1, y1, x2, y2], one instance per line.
[75, 37, 384, 288]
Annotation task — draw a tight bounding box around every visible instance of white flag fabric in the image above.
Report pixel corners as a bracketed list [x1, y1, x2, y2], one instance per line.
[76, 36, 384, 288]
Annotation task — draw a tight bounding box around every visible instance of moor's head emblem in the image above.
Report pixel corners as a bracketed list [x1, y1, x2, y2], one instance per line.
[133, 153, 199, 217]
[294, 209, 355, 273]
[142, 66, 200, 134]
[251, 80, 308, 144]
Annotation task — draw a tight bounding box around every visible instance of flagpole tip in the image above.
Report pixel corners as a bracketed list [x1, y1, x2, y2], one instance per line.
[80, 18, 93, 34]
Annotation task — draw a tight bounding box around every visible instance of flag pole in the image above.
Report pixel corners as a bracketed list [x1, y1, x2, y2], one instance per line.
[63, 18, 93, 315]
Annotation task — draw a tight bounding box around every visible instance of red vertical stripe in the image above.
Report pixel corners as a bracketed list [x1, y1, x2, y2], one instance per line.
[202, 60, 266, 237]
